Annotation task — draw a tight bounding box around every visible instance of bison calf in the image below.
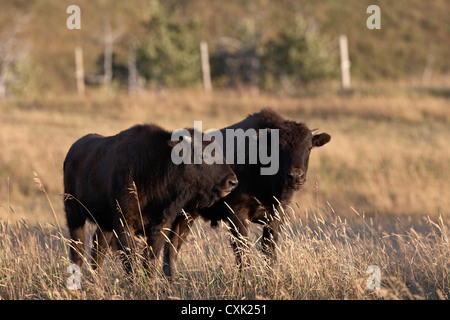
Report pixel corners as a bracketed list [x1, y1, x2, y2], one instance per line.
[63, 124, 237, 274]
[163, 109, 330, 277]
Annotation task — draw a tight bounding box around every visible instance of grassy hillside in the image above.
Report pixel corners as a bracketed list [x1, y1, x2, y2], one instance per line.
[1, 0, 449, 94]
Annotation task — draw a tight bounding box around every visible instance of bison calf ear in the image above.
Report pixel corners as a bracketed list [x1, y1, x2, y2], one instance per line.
[312, 133, 331, 147]
[168, 140, 179, 148]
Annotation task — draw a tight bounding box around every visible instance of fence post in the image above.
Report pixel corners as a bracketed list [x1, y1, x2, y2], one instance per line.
[339, 35, 351, 90]
[200, 40, 212, 92]
[75, 46, 85, 97]
[422, 55, 435, 86]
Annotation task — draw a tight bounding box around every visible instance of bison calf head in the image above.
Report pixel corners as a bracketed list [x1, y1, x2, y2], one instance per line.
[169, 128, 238, 208]
[278, 122, 331, 191]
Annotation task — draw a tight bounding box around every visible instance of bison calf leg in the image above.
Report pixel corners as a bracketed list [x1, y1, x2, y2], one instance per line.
[114, 226, 136, 275]
[143, 220, 172, 273]
[90, 228, 114, 271]
[68, 225, 86, 268]
[261, 221, 280, 263]
[162, 213, 197, 279]
[228, 215, 250, 271]
[66, 206, 87, 268]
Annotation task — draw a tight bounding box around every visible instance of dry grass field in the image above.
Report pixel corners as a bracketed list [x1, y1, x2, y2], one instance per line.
[0, 87, 449, 299]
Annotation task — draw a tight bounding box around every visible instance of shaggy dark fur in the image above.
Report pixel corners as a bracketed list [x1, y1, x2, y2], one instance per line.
[63, 124, 237, 273]
[162, 108, 331, 277]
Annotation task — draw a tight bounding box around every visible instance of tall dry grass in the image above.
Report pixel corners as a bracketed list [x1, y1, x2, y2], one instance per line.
[0, 199, 448, 299]
[0, 87, 449, 299]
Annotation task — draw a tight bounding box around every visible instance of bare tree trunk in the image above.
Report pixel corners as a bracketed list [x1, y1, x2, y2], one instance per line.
[100, 15, 123, 94]
[128, 43, 138, 96]
[0, 14, 31, 99]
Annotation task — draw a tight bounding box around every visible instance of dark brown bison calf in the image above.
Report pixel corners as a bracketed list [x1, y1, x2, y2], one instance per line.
[63, 124, 237, 274]
[163, 109, 330, 277]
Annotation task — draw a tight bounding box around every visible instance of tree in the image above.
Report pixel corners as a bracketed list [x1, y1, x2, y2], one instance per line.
[0, 14, 34, 98]
[261, 14, 337, 90]
[136, 0, 200, 88]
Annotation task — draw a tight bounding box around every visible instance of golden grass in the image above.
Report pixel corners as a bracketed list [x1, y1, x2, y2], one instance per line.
[0, 203, 447, 299]
[0, 87, 449, 299]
